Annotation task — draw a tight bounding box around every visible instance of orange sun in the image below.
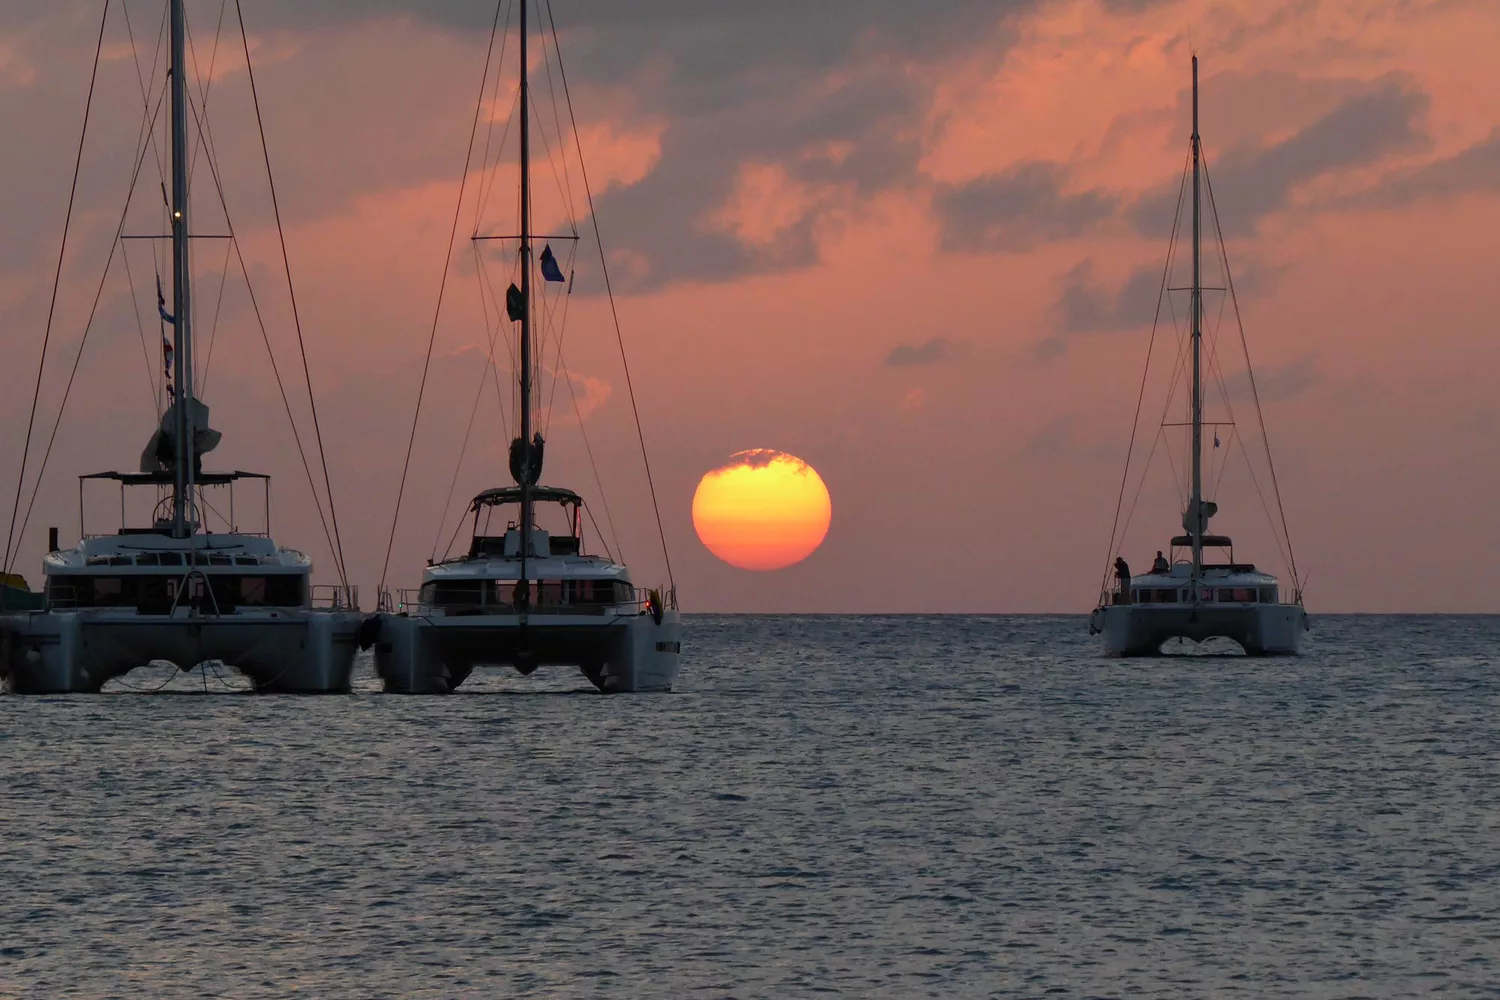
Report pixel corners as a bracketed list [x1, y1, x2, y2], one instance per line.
[692, 450, 832, 571]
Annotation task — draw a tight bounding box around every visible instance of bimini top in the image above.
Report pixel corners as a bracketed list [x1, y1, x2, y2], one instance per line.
[82, 470, 269, 486]
[1170, 534, 1233, 548]
[469, 486, 582, 510]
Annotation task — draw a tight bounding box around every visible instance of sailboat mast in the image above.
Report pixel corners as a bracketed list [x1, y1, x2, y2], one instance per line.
[1189, 55, 1203, 585]
[168, 0, 196, 538]
[518, 0, 534, 578]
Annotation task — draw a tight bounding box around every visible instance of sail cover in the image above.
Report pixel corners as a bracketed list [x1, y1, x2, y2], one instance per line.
[140, 398, 222, 474]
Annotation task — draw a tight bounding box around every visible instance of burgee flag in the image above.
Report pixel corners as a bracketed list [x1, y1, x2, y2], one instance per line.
[539, 244, 565, 283]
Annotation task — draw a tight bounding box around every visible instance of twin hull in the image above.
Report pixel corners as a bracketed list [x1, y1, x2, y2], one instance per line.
[0, 609, 364, 694]
[1091, 602, 1306, 656]
[374, 610, 682, 694]
[0, 608, 684, 694]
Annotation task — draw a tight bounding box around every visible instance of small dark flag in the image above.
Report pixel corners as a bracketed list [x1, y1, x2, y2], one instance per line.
[505, 282, 526, 322]
[1214, 433, 1221, 449]
[540, 244, 565, 283]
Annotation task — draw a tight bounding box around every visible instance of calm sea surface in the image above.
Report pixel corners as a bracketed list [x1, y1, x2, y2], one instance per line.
[1, 615, 1497, 998]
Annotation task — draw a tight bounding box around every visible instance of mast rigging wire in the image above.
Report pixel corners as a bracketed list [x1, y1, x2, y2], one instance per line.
[379, 0, 507, 591]
[1203, 156, 1301, 591]
[179, 53, 344, 585]
[545, 0, 676, 594]
[539, 238, 580, 436]
[120, 0, 171, 229]
[184, 5, 234, 394]
[1096, 150, 1189, 599]
[10, 113, 163, 570]
[1096, 138, 1302, 599]
[537, 23, 579, 225]
[3, 0, 110, 574]
[235, 0, 349, 587]
[119, 240, 163, 416]
[427, 242, 518, 561]
[7, 1, 350, 587]
[185, 0, 229, 190]
[559, 354, 624, 563]
[472, 0, 515, 236]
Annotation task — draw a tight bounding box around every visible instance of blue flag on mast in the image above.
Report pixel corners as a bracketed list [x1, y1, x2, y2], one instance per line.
[156, 274, 175, 325]
[539, 244, 566, 283]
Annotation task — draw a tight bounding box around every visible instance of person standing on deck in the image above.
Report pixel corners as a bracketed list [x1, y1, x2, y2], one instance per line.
[1114, 557, 1132, 604]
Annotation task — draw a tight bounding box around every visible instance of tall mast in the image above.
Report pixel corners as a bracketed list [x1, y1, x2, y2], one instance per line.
[518, 0, 534, 585]
[169, 0, 195, 538]
[1189, 55, 1203, 586]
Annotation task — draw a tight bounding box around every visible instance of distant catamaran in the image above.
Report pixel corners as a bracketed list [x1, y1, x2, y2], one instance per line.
[1, 0, 362, 693]
[371, 0, 682, 693]
[1089, 56, 1308, 655]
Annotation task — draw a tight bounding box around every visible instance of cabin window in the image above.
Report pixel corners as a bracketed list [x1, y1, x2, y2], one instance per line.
[419, 578, 634, 609]
[1260, 587, 1278, 603]
[1217, 587, 1257, 603]
[561, 579, 633, 605]
[514, 579, 633, 606]
[420, 580, 488, 607]
[211, 575, 302, 608]
[44, 573, 304, 610]
[47, 576, 127, 607]
[265, 576, 304, 606]
[1133, 587, 1179, 604]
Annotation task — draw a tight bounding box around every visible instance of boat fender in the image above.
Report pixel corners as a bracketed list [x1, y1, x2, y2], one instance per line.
[646, 588, 663, 625]
[355, 615, 381, 651]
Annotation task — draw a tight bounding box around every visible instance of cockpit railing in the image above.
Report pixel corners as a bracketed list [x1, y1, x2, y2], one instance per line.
[311, 584, 360, 611]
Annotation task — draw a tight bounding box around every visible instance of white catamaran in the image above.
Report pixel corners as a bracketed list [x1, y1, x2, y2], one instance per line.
[372, 0, 681, 693]
[1, 0, 362, 693]
[1089, 56, 1308, 656]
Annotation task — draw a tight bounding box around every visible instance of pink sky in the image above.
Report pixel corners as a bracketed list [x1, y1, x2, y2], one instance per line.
[2, 0, 1499, 612]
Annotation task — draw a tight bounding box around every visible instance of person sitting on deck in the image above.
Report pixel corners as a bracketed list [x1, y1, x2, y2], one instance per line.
[1151, 550, 1170, 574]
[1113, 556, 1132, 603]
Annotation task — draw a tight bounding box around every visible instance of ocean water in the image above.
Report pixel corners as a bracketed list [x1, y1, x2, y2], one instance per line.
[1, 614, 1497, 998]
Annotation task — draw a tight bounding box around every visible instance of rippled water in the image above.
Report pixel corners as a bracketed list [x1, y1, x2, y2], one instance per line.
[2, 615, 1497, 997]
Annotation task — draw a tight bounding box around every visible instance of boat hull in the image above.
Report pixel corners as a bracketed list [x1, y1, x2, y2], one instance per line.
[373, 609, 682, 694]
[0, 609, 364, 694]
[1089, 603, 1306, 656]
